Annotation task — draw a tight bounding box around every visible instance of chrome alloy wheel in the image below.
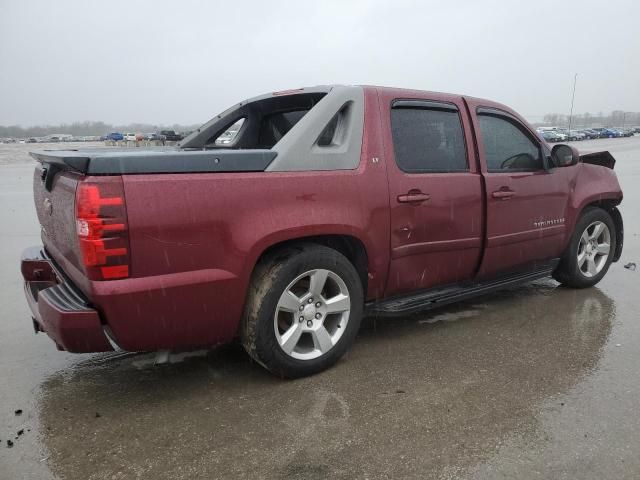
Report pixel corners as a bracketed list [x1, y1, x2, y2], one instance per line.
[578, 221, 611, 278]
[274, 269, 351, 360]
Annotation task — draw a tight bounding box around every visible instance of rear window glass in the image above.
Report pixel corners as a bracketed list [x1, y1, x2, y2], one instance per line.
[257, 110, 308, 148]
[391, 106, 467, 173]
[214, 118, 245, 146]
[197, 92, 326, 150]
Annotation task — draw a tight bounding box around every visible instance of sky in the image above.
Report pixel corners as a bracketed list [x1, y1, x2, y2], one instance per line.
[1, 0, 639, 126]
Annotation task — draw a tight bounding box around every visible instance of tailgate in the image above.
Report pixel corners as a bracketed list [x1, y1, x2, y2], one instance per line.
[33, 163, 84, 274]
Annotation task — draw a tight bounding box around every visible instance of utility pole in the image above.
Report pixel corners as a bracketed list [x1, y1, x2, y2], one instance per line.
[568, 73, 577, 132]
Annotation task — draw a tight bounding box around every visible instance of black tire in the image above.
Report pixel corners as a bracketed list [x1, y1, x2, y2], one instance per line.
[240, 244, 364, 378]
[553, 207, 616, 288]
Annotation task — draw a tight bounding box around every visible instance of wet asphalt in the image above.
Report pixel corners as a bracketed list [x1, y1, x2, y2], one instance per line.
[0, 138, 639, 479]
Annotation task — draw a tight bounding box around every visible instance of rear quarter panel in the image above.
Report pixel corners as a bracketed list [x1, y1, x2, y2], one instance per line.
[102, 89, 390, 350]
[112, 167, 389, 349]
[123, 167, 390, 286]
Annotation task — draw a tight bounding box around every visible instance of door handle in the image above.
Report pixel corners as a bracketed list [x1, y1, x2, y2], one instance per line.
[397, 190, 431, 203]
[492, 189, 515, 200]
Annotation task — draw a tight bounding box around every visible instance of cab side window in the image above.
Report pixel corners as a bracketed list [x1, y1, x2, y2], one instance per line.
[478, 113, 543, 172]
[391, 103, 468, 173]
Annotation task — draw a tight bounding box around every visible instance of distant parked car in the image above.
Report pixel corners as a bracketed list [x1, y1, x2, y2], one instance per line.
[26, 137, 38, 143]
[580, 129, 599, 139]
[215, 131, 235, 145]
[144, 133, 161, 141]
[123, 133, 138, 142]
[539, 130, 562, 142]
[618, 128, 634, 137]
[568, 130, 586, 141]
[601, 128, 623, 138]
[158, 130, 184, 142]
[106, 132, 124, 141]
[554, 131, 568, 141]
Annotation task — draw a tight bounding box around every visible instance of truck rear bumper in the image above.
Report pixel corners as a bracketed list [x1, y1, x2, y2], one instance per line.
[21, 246, 113, 353]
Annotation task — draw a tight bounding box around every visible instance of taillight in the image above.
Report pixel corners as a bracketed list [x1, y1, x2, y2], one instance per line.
[75, 177, 130, 280]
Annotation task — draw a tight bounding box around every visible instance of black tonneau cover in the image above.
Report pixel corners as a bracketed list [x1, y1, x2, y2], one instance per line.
[30, 148, 277, 189]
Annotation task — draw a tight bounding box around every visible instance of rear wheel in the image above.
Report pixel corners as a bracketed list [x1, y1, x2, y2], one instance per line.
[553, 207, 616, 288]
[241, 244, 363, 378]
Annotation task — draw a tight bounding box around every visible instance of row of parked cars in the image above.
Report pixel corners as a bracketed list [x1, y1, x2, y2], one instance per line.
[103, 130, 186, 142]
[1, 130, 192, 144]
[2, 136, 104, 144]
[537, 126, 639, 142]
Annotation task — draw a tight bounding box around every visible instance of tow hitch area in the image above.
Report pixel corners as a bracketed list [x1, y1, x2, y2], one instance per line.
[21, 246, 114, 353]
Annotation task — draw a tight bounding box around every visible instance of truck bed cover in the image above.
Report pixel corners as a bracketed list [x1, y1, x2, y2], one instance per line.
[30, 147, 277, 176]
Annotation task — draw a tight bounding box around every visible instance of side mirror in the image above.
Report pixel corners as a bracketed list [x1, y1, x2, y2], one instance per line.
[551, 144, 579, 167]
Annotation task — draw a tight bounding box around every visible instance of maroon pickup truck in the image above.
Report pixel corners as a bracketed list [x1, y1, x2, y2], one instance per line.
[21, 85, 623, 377]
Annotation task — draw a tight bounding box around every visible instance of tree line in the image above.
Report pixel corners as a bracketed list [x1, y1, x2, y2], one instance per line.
[0, 121, 200, 138]
[2, 111, 639, 138]
[539, 110, 640, 128]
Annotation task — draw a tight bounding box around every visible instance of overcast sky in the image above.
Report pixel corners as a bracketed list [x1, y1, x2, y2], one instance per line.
[1, 0, 639, 126]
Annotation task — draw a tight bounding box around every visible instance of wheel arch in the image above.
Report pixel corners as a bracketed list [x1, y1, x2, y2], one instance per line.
[251, 235, 369, 296]
[578, 199, 623, 262]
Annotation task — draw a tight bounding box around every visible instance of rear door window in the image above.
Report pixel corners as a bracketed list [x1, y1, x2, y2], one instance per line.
[391, 103, 468, 173]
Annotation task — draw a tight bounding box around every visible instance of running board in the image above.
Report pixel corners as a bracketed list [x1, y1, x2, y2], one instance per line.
[365, 260, 559, 317]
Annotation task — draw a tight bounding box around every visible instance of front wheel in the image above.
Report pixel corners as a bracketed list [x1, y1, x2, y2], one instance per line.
[241, 244, 363, 378]
[553, 207, 616, 288]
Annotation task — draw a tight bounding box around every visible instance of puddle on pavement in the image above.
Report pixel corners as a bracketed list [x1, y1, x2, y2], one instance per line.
[35, 282, 615, 479]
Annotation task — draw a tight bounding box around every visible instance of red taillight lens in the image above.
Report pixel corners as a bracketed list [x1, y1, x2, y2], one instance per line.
[75, 178, 130, 280]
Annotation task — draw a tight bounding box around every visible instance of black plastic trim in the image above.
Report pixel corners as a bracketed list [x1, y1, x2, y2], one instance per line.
[392, 99, 459, 111]
[366, 260, 559, 316]
[30, 149, 277, 178]
[611, 207, 624, 262]
[476, 106, 520, 121]
[40, 283, 90, 312]
[39, 248, 94, 307]
[27, 248, 92, 312]
[580, 150, 616, 169]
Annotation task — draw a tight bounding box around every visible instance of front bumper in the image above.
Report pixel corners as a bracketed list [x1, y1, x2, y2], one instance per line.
[21, 246, 113, 353]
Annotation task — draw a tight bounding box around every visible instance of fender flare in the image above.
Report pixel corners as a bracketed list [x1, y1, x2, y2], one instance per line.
[610, 206, 624, 262]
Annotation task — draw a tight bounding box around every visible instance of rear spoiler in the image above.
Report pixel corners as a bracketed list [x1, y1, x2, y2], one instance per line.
[580, 150, 615, 169]
[30, 151, 90, 191]
[30, 149, 278, 190]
